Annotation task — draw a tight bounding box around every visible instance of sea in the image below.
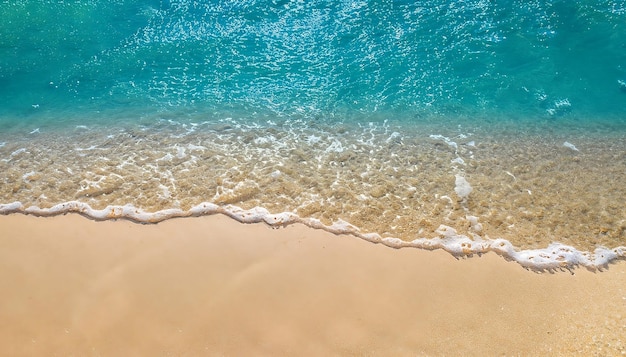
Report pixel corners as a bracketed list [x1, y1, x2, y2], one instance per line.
[1, 0, 625, 271]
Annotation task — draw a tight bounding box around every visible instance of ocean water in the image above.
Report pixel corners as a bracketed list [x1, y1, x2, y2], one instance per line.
[1, 0, 625, 270]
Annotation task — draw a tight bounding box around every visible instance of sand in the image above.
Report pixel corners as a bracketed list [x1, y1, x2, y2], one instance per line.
[0, 214, 625, 356]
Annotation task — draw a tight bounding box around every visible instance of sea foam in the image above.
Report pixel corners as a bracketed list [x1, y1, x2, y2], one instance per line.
[1, 201, 623, 273]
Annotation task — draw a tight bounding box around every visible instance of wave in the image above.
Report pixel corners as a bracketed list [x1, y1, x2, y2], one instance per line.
[2, 200, 624, 273]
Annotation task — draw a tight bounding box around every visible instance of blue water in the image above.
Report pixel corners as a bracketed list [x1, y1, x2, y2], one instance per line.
[2, 0, 626, 126]
[1, 1, 626, 260]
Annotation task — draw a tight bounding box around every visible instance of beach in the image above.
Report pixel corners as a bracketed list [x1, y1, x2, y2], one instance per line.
[2, 1, 626, 355]
[0, 214, 624, 356]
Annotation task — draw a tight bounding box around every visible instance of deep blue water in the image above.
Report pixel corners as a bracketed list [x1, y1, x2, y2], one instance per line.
[2, 0, 626, 128]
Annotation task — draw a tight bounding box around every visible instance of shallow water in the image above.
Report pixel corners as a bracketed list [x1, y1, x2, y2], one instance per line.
[1, 1, 625, 267]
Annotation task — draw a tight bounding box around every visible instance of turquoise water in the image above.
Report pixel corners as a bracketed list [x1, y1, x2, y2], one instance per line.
[1, 0, 625, 269]
[2, 0, 626, 124]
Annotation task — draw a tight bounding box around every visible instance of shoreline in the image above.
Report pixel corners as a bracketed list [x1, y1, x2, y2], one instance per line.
[2, 201, 625, 272]
[1, 214, 625, 355]
[2, 120, 625, 253]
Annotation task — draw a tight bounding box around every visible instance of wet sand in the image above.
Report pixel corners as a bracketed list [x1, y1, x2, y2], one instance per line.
[0, 214, 625, 356]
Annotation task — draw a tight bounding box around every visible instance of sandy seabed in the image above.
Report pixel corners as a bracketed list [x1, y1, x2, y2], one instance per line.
[0, 214, 625, 356]
[3, 120, 625, 252]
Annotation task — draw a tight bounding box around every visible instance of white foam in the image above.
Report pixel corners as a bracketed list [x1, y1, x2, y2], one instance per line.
[385, 132, 401, 143]
[74, 145, 101, 151]
[253, 136, 272, 145]
[22, 171, 37, 181]
[1, 201, 623, 272]
[466, 215, 483, 233]
[10, 148, 28, 157]
[158, 184, 171, 199]
[157, 153, 174, 162]
[451, 157, 465, 165]
[175, 146, 186, 159]
[554, 98, 571, 109]
[454, 175, 472, 199]
[325, 139, 344, 153]
[547, 98, 572, 116]
[430, 134, 458, 153]
[563, 141, 579, 152]
[306, 135, 321, 145]
[186, 143, 206, 151]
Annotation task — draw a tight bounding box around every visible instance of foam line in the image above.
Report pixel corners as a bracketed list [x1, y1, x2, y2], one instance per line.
[1, 201, 624, 273]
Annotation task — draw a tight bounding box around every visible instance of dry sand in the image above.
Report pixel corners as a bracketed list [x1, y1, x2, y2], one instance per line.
[0, 214, 625, 356]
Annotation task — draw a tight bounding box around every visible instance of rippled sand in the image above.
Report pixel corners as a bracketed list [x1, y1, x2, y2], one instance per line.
[1, 117, 624, 251]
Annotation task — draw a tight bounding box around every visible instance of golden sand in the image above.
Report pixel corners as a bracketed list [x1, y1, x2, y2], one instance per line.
[0, 214, 624, 356]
